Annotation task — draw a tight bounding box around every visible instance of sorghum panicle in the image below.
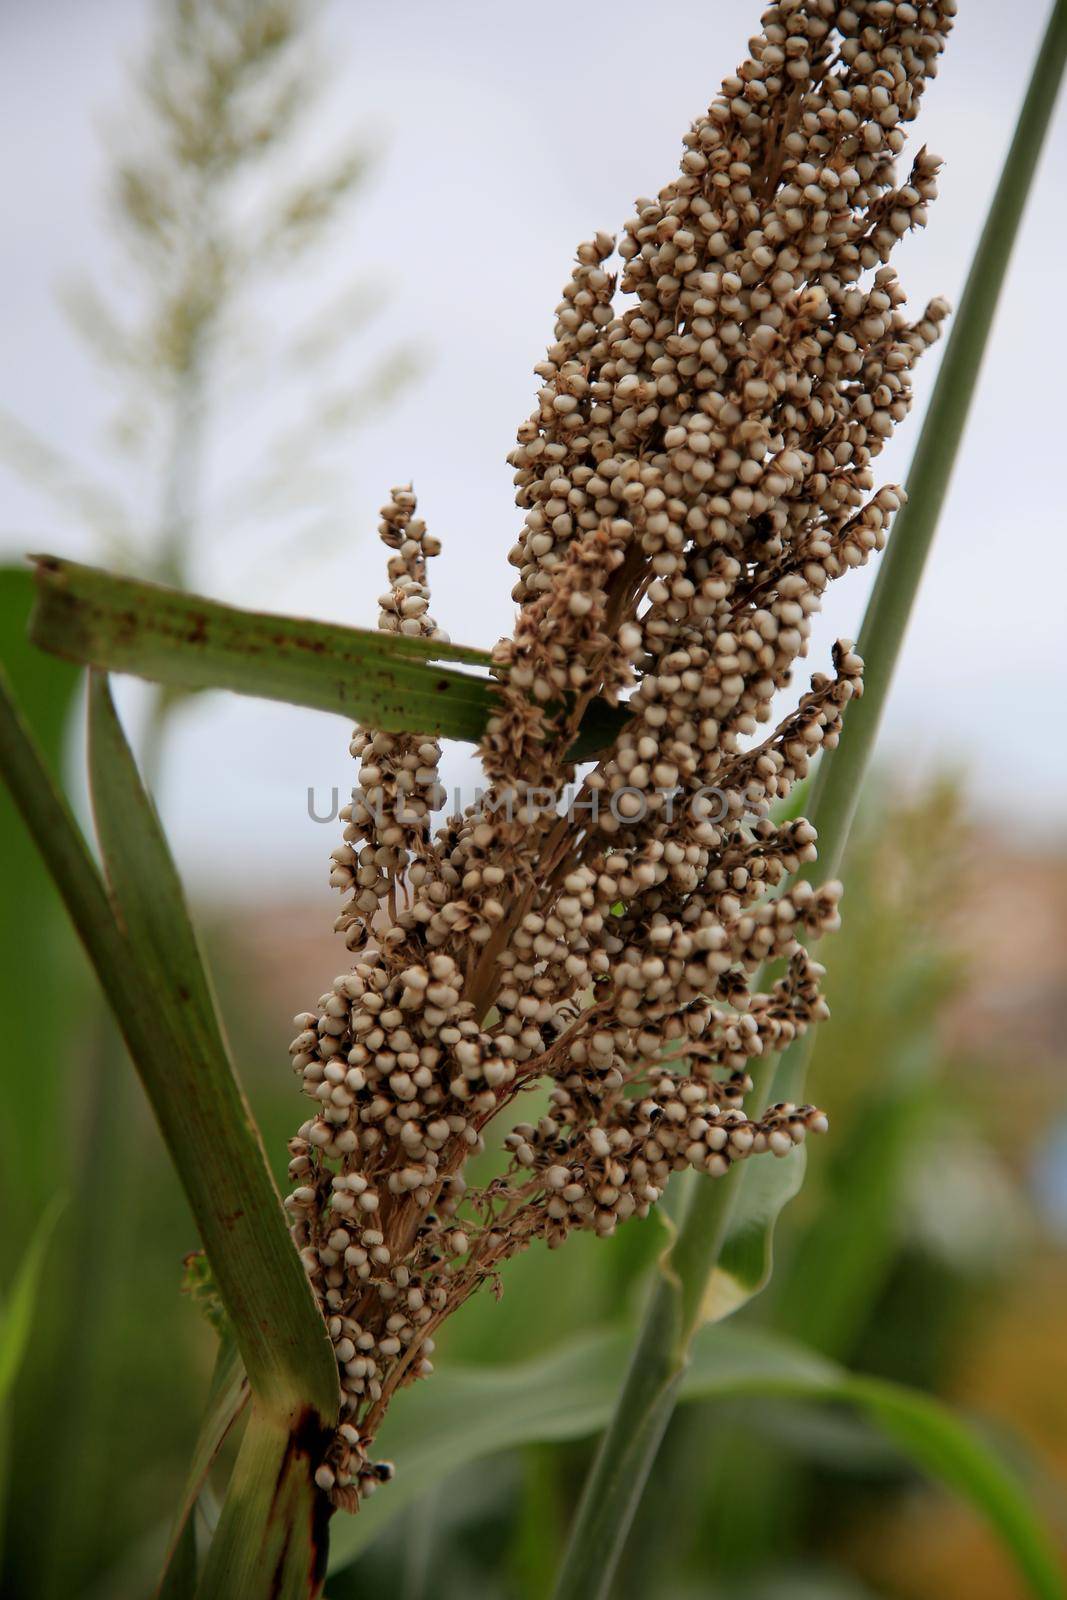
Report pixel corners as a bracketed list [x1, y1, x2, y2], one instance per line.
[285, 0, 955, 1505]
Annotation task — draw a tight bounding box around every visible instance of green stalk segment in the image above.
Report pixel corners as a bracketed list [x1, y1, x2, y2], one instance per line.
[194, 1405, 332, 1600]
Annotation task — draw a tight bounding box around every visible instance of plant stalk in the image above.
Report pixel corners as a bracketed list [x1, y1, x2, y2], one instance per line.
[551, 6, 1067, 1596]
[194, 1405, 332, 1600]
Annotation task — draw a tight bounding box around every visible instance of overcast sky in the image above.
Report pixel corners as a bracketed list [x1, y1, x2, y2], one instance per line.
[2, 0, 1065, 896]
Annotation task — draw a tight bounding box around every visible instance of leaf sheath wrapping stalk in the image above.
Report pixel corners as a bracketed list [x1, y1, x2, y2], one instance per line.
[194, 1405, 332, 1600]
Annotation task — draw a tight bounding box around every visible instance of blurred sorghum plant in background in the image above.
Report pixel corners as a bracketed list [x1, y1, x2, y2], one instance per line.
[284, 0, 956, 1507]
[0, 0, 417, 605]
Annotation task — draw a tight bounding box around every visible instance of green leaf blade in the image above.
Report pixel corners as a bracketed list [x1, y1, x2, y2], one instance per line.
[32, 554, 495, 739]
[0, 663, 338, 1427]
[0, 569, 81, 1247]
[700, 1149, 806, 1325]
[327, 1323, 1064, 1600]
[0, 1197, 65, 1407]
[27, 555, 627, 757]
[846, 1376, 1066, 1600]
[84, 672, 339, 1424]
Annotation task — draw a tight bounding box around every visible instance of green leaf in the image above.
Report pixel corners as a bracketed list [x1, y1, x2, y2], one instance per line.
[28, 555, 626, 758]
[0, 1197, 64, 1407]
[0, 569, 78, 772]
[843, 1375, 1064, 1600]
[84, 672, 338, 1423]
[699, 1149, 806, 1325]
[327, 1323, 1064, 1600]
[0, 569, 80, 1236]
[0, 664, 337, 1427]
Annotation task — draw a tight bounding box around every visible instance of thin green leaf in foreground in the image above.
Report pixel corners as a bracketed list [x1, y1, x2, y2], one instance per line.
[710, 0, 1067, 1321]
[85, 673, 339, 1423]
[0, 665, 337, 1427]
[28, 555, 627, 759]
[553, 7, 1067, 1596]
[0, 1197, 64, 1407]
[0, 569, 80, 1223]
[326, 1322, 1063, 1600]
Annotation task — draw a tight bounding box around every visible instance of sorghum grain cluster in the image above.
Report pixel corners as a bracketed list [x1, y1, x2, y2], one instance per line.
[285, 0, 954, 1506]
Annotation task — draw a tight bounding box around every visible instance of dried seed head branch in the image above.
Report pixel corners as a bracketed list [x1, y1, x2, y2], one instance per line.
[283, 0, 954, 1506]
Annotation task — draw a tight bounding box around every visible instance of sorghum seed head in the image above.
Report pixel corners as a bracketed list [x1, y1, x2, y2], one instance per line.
[285, 0, 954, 1511]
